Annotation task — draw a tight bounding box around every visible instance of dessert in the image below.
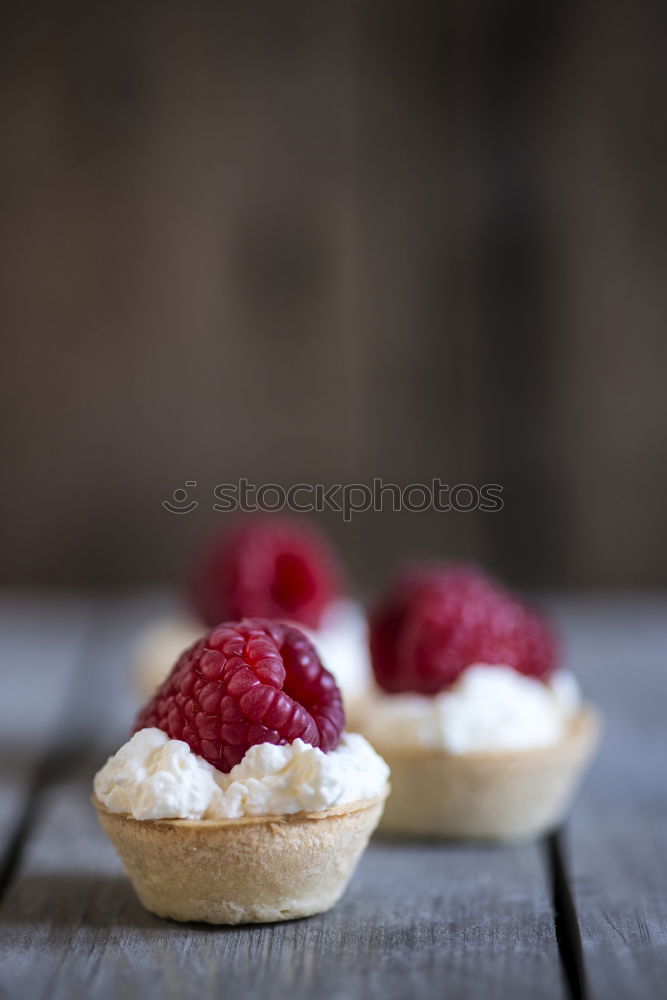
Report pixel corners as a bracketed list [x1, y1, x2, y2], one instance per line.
[356, 566, 599, 840]
[133, 616, 203, 700]
[300, 597, 371, 720]
[133, 518, 373, 709]
[96, 618, 389, 923]
[190, 517, 341, 630]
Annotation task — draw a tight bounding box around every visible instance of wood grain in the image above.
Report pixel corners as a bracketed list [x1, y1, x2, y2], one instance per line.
[3, 593, 666, 998]
[0, 596, 89, 873]
[0, 594, 565, 999]
[1, 2, 667, 592]
[0, 775, 565, 1000]
[550, 596, 667, 1000]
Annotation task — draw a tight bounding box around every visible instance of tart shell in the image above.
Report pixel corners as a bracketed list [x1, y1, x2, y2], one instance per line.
[94, 793, 386, 924]
[375, 707, 600, 841]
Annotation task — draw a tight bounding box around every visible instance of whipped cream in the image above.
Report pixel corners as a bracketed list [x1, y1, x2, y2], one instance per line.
[303, 599, 372, 704]
[94, 729, 389, 821]
[356, 665, 581, 754]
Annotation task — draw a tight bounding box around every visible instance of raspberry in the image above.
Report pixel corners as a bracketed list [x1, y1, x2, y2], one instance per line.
[135, 618, 345, 772]
[189, 517, 342, 630]
[369, 565, 557, 695]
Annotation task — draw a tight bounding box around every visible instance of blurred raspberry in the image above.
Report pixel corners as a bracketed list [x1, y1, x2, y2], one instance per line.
[369, 565, 557, 695]
[189, 517, 342, 630]
[135, 618, 345, 772]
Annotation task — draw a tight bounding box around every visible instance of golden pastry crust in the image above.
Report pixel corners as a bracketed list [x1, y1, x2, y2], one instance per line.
[94, 793, 387, 924]
[374, 707, 600, 841]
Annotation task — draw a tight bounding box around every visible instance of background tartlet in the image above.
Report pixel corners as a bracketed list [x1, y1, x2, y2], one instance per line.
[375, 708, 599, 840]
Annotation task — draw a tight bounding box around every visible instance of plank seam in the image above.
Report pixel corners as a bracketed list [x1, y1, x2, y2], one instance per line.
[0, 753, 69, 902]
[546, 829, 588, 1000]
[0, 602, 96, 903]
[0, 786, 40, 903]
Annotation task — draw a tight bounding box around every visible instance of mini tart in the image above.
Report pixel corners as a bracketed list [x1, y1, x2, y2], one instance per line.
[133, 619, 202, 701]
[374, 707, 600, 841]
[94, 793, 387, 924]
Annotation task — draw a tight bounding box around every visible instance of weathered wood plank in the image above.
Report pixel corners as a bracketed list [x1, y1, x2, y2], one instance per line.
[0, 595, 90, 872]
[0, 774, 563, 1000]
[550, 596, 667, 1000]
[0, 594, 564, 1000]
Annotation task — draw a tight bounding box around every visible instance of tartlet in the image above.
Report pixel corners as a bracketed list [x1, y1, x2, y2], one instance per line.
[133, 601, 372, 710]
[362, 564, 600, 840]
[94, 793, 386, 923]
[96, 618, 388, 923]
[374, 707, 598, 840]
[133, 518, 371, 706]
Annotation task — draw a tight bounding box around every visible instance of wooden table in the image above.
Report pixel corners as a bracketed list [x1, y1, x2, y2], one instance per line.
[0, 593, 665, 999]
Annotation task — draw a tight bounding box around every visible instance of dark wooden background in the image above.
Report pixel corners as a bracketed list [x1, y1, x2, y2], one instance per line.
[1, 0, 666, 592]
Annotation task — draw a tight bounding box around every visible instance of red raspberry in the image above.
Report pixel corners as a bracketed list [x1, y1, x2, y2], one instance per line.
[370, 565, 557, 695]
[135, 618, 345, 772]
[189, 518, 342, 630]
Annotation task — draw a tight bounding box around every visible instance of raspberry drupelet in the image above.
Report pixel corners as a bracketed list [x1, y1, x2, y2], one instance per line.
[135, 618, 345, 772]
[370, 565, 557, 696]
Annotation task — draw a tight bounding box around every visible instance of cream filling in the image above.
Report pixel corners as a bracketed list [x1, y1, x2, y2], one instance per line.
[94, 728, 389, 821]
[356, 665, 582, 754]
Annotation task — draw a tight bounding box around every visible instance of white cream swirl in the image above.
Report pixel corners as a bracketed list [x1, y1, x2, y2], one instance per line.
[94, 729, 389, 821]
[356, 665, 581, 754]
